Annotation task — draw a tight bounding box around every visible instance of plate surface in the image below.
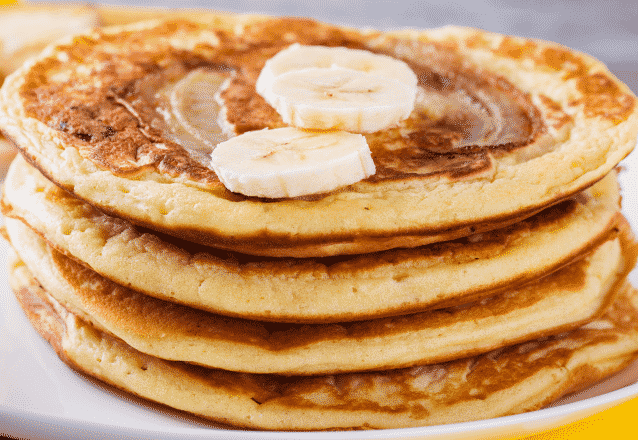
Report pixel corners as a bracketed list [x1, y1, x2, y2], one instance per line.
[1, 150, 638, 440]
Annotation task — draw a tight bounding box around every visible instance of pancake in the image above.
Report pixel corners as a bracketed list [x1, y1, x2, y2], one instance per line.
[6, 216, 636, 375]
[1, 155, 626, 322]
[8, 247, 638, 430]
[0, 17, 636, 257]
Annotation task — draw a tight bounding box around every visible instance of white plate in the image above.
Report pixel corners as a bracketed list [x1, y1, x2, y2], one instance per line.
[1, 150, 638, 440]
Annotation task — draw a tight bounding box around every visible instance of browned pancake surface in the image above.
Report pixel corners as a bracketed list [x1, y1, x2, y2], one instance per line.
[16, 19, 630, 184]
[1, 17, 635, 257]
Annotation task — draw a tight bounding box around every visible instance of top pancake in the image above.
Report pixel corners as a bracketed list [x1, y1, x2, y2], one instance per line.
[0, 16, 636, 257]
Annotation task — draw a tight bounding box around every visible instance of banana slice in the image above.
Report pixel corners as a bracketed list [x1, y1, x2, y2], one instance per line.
[209, 127, 375, 198]
[256, 44, 419, 133]
[255, 43, 418, 96]
[260, 66, 417, 133]
[165, 68, 228, 151]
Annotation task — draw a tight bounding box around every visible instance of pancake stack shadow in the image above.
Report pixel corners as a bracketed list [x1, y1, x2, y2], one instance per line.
[2, 14, 638, 431]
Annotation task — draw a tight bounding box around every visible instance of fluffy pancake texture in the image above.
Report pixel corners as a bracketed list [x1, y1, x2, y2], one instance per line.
[0, 155, 626, 322]
[0, 17, 636, 257]
[6, 216, 635, 375]
[8, 248, 638, 430]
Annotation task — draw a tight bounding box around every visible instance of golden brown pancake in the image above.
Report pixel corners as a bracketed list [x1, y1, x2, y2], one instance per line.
[0, 17, 636, 257]
[8, 247, 638, 430]
[6, 216, 636, 375]
[1, 155, 627, 322]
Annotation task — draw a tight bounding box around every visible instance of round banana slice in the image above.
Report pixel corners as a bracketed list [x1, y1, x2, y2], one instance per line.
[261, 66, 417, 132]
[255, 43, 418, 96]
[166, 68, 227, 151]
[209, 127, 375, 198]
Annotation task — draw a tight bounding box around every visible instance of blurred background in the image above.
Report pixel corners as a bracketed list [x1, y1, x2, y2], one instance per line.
[21, 0, 638, 94]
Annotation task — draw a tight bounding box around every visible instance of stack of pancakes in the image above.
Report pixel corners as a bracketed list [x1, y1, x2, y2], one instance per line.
[1, 14, 638, 431]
